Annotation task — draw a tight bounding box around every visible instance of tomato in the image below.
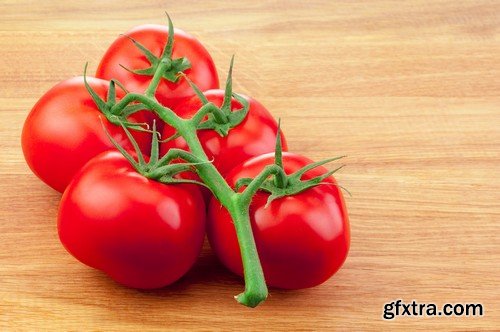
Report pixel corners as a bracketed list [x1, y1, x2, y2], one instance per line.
[58, 151, 206, 289]
[21, 76, 150, 193]
[208, 152, 350, 289]
[160, 90, 287, 176]
[96, 24, 219, 114]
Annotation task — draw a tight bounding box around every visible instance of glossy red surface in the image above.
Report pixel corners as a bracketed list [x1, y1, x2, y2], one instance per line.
[58, 151, 206, 289]
[161, 90, 287, 176]
[21, 77, 150, 193]
[96, 24, 219, 113]
[208, 152, 350, 289]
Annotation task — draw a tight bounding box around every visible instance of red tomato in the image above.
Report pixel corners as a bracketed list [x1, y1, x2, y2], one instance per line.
[58, 151, 206, 289]
[96, 24, 219, 113]
[160, 90, 287, 176]
[21, 76, 150, 193]
[208, 152, 350, 289]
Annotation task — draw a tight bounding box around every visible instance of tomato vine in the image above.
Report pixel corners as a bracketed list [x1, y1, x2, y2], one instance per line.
[83, 14, 347, 308]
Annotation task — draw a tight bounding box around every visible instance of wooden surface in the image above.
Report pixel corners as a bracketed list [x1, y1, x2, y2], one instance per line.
[1, 1, 499, 330]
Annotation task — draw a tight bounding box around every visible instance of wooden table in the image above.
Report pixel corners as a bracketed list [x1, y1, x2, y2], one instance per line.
[1, 1, 498, 330]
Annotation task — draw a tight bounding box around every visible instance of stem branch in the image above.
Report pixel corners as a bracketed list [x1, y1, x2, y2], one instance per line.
[108, 54, 269, 307]
[144, 58, 171, 97]
[228, 196, 268, 307]
[240, 165, 283, 205]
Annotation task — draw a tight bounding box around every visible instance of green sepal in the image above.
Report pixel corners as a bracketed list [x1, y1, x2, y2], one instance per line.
[147, 163, 194, 179]
[225, 93, 250, 127]
[236, 122, 348, 206]
[118, 118, 146, 166]
[120, 14, 191, 83]
[101, 116, 209, 189]
[220, 55, 235, 113]
[189, 57, 250, 137]
[120, 103, 147, 117]
[163, 57, 191, 82]
[288, 156, 346, 182]
[99, 117, 143, 172]
[159, 131, 181, 143]
[148, 162, 211, 189]
[111, 79, 130, 94]
[121, 34, 158, 64]
[149, 120, 160, 165]
[241, 162, 346, 207]
[235, 177, 254, 192]
[157, 176, 211, 189]
[106, 80, 117, 106]
[83, 63, 109, 114]
[120, 63, 156, 77]
[84, 63, 149, 133]
[180, 72, 209, 104]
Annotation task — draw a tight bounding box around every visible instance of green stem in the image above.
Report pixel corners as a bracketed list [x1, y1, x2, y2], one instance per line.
[240, 165, 283, 205]
[112, 92, 268, 307]
[144, 58, 171, 97]
[112, 93, 180, 128]
[273, 121, 287, 188]
[168, 114, 268, 307]
[190, 103, 228, 127]
[227, 196, 268, 307]
[180, 125, 234, 202]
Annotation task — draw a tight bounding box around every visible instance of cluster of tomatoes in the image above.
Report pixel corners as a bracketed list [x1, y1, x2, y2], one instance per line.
[21, 19, 349, 297]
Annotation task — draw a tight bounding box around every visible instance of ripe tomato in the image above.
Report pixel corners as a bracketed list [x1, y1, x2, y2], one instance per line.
[96, 24, 219, 113]
[58, 151, 206, 289]
[21, 76, 150, 193]
[160, 90, 287, 176]
[208, 152, 350, 289]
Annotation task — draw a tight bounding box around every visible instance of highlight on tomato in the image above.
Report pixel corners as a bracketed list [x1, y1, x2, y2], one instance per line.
[58, 128, 206, 289]
[21, 76, 150, 193]
[96, 15, 219, 115]
[20, 12, 350, 308]
[161, 59, 287, 176]
[208, 151, 350, 289]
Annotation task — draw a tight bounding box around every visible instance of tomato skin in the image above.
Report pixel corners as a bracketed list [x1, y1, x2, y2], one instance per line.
[160, 90, 288, 176]
[58, 151, 206, 289]
[96, 24, 219, 113]
[208, 152, 350, 289]
[21, 77, 150, 193]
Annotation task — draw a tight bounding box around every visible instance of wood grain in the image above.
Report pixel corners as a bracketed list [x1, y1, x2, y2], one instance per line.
[1, 0, 499, 330]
